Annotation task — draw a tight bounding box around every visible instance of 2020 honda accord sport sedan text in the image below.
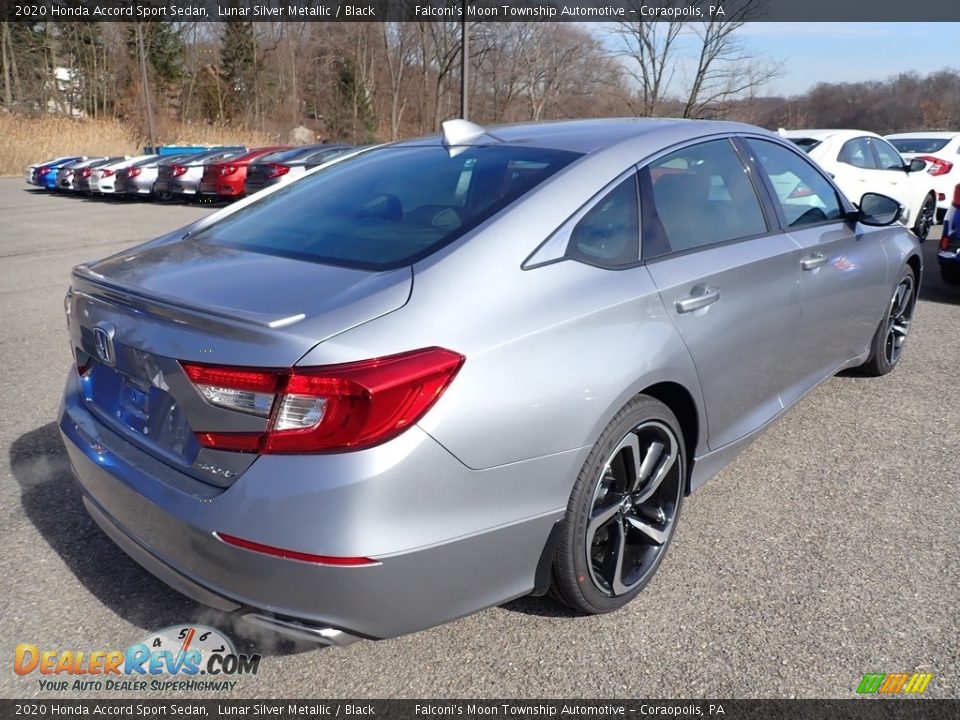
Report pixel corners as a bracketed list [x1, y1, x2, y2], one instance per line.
[59, 119, 921, 646]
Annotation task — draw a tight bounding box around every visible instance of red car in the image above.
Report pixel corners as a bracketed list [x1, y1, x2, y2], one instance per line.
[199, 146, 289, 199]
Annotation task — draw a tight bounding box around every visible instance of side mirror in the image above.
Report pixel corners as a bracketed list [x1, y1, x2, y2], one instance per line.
[907, 157, 927, 173]
[857, 193, 902, 226]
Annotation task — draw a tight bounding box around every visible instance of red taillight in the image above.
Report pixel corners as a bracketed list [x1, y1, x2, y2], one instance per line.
[182, 347, 464, 454]
[215, 533, 377, 566]
[218, 164, 238, 177]
[100, 169, 114, 178]
[920, 155, 953, 176]
[266, 163, 290, 179]
[80, 168, 92, 178]
[951, 184, 960, 209]
[942, 233, 951, 251]
[128, 167, 141, 178]
[38, 166, 50, 175]
[171, 165, 187, 177]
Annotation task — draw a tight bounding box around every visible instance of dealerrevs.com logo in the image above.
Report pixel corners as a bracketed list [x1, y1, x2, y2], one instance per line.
[14, 625, 261, 693]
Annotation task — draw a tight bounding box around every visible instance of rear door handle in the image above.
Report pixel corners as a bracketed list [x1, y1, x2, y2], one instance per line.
[801, 253, 827, 271]
[676, 287, 720, 313]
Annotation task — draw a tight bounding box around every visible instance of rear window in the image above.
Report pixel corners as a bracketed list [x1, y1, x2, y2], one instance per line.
[789, 138, 822, 153]
[887, 138, 950, 153]
[192, 144, 581, 270]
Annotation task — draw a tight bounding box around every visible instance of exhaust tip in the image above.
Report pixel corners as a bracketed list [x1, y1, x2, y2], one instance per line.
[241, 613, 363, 648]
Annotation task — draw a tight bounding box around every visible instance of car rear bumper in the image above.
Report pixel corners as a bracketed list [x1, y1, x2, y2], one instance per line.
[117, 180, 153, 195]
[59, 369, 567, 640]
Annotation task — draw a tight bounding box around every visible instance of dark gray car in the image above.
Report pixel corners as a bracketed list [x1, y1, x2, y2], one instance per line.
[60, 119, 921, 646]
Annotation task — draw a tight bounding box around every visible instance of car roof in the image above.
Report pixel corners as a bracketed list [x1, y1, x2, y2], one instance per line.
[781, 129, 881, 142]
[180, 149, 245, 165]
[392, 118, 773, 155]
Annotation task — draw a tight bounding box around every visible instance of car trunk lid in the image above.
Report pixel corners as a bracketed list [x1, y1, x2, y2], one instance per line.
[68, 238, 412, 486]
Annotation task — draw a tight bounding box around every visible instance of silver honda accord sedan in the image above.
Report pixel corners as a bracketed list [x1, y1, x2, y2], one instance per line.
[59, 118, 921, 646]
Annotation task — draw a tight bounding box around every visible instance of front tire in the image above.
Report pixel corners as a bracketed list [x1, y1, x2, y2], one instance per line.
[551, 395, 685, 614]
[913, 194, 936, 242]
[861, 265, 916, 376]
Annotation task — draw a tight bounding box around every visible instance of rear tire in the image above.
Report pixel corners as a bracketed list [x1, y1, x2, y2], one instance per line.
[861, 265, 916, 376]
[551, 395, 685, 614]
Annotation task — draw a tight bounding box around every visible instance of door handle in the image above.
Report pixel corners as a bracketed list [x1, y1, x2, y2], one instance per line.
[801, 253, 828, 271]
[676, 287, 720, 313]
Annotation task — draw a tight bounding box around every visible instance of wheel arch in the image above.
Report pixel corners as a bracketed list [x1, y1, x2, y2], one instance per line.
[638, 381, 702, 495]
[906, 252, 922, 297]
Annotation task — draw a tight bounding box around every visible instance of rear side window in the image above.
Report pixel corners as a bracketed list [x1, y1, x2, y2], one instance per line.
[746, 139, 844, 227]
[192, 145, 581, 270]
[640, 139, 767, 257]
[566, 175, 639, 268]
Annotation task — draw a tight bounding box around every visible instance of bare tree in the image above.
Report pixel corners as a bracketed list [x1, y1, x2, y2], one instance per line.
[681, 1, 781, 118]
[380, 22, 415, 139]
[609, 0, 779, 119]
[608, 2, 684, 116]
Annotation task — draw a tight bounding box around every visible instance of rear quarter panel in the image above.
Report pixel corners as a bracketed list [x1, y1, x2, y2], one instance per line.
[297, 142, 710, 472]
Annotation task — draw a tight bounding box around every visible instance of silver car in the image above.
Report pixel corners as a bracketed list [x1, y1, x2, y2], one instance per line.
[60, 119, 920, 646]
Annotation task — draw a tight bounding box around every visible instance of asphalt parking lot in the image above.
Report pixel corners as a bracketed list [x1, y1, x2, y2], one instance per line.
[0, 178, 957, 700]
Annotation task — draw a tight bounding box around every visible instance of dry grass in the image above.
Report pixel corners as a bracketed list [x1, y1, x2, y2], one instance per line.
[0, 114, 280, 176]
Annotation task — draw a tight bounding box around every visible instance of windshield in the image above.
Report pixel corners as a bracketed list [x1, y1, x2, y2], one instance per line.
[789, 138, 822, 154]
[191, 144, 581, 270]
[887, 138, 950, 154]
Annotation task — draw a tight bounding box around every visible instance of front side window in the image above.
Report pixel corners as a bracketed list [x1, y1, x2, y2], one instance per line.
[191, 145, 581, 270]
[838, 138, 875, 169]
[640, 139, 767, 257]
[565, 175, 639, 268]
[746, 139, 844, 228]
[870, 139, 906, 170]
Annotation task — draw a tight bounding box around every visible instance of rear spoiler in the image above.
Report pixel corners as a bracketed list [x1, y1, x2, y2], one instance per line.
[72, 265, 305, 330]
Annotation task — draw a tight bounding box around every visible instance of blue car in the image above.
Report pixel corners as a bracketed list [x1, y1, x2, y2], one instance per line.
[33, 156, 85, 189]
[939, 193, 960, 284]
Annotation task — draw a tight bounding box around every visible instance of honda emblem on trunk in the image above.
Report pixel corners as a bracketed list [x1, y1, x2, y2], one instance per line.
[93, 324, 115, 366]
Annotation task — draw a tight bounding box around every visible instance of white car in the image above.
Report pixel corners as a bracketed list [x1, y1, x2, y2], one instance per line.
[885, 131, 960, 220]
[781, 129, 938, 241]
[90, 154, 159, 195]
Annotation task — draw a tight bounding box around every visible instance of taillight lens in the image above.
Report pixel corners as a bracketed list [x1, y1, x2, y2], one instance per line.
[128, 167, 141, 177]
[219, 164, 238, 176]
[100, 169, 114, 178]
[920, 155, 953, 176]
[951, 184, 960, 209]
[266, 163, 290, 179]
[172, 165, 187, 177]
[38, 166, 50, 175]
[181, 347, 464, 454]
[80, 168, 91, 178]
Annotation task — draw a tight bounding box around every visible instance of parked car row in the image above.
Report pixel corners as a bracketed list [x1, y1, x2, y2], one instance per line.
[25, 143, 355, 202]
[780, 128, 942, 242]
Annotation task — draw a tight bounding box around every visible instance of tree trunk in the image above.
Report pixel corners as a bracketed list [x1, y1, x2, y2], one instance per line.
[1, 23, 13, 108]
